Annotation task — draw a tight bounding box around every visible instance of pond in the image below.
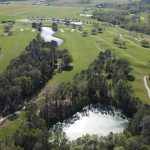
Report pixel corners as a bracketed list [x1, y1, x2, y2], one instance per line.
[52, 104, 129, 140]
[79, 14, 93, 18]
[41, 27, 64, 46]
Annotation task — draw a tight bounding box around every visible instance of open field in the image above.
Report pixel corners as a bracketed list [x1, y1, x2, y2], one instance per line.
[41, 0, 141, 7]
[0, 4, 82, 21]
[0, 112, 25, 141]
[0, 22, 37, 72]
[0, 2, 150, 141]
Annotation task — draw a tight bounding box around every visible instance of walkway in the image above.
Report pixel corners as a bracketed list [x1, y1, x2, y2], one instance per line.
[144, 76, 150, 98]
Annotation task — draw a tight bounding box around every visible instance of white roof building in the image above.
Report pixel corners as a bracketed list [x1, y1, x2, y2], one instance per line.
[70, 22, 83, 26]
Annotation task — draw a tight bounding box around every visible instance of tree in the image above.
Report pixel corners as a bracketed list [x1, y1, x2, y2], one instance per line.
[141, 40, 150, 48]
[97, 27, 103, 33]
[38, 22, 42, 31]
[4, 24, 11, 34]
[25, 102, 37, 121]
[91, 29, 97, 35]
[118, 40, 126, 49]
[93, 22, 100, 29]
[113, 37, 126, 49]
[13, 76, 34, 97]
[57, 49, 73, 70]
[82, 31, 88, 37]
[125, 137, 138, 150]
[80, 0, 91, 3]
[113, 37, 120, 44]
[140, 115, 150, 144]
[49, 130, 70, 150]
[114, 80, 137, 117]
[115, 133, 127, 147]
[52, 22, 58, 31]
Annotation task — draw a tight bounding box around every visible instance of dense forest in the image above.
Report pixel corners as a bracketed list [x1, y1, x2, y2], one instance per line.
[0, 34, 72, 116]
[40, 50, 138, 126]
[93, 1, 150, 35]
[0, 51, 150, 150]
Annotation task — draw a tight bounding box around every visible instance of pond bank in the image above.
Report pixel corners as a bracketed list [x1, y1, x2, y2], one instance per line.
[51, 104, 129, 140]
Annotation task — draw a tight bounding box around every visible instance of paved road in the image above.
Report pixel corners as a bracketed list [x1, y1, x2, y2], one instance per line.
[144, 76, 150, 98]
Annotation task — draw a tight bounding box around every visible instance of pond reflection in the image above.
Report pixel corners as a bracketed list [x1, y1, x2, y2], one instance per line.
[52, 104, 129, 140]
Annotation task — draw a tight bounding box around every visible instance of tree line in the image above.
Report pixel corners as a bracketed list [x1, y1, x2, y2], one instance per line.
[40, 50, 138, 127]
[93, 4, 150, 35]
[1, 50, 150, 150]
[0, 34, 72, 117]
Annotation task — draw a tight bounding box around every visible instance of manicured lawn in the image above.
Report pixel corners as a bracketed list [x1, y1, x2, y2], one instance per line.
[0, 4, 82, 21]
[93, 26, 150, 103]
[37, 23, 150, 104]
[0, 22, 37, 72]
[37, 24, 99, 100]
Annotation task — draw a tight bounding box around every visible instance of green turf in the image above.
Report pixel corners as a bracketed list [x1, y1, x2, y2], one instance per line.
[0, 4, 82, 21]
[36, 23, 150, 104]
[0, 22, 36, 72]
[139, 12, 149, 23]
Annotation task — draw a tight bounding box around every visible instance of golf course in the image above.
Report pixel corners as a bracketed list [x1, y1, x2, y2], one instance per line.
[0, 0, 150, 143]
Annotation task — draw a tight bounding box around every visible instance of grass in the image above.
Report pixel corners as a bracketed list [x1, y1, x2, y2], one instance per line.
[0, 4, 82, 21]
[0, 112, 25, 141]
[0, 22, 36, 72]
[94, 26, 150, 103]
[37, 24, 100, 100]
[139, 12, 149, 23]
[37, 23, 150, 104]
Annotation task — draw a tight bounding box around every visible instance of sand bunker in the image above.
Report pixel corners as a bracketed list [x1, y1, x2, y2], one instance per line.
[71, 29, 74, 32]
[60, 29, 65, 32]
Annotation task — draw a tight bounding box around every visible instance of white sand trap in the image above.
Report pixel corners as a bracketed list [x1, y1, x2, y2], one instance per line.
[31, 29, 36, 32]
[18, 19, 31, 23]
[71, 29, 74, 32]
[60, 29, 65, 32]
[135, 38, 138, 41]
[120, 34, 123, 38]
[20, 29, 24, 31]
[141, 17, 145, 20]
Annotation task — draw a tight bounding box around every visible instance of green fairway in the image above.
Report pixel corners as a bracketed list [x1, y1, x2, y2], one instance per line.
[0, 4, 82, 21]
[42, 25, 99, 91]
[36, 23, 150, 104]
[0, 22, 36, 72]
[94, 27, 150, 104]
